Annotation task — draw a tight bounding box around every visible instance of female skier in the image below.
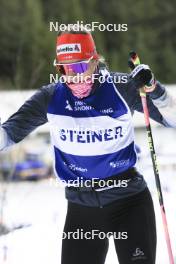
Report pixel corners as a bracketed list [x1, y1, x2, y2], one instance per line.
[0, 28, 175, 264]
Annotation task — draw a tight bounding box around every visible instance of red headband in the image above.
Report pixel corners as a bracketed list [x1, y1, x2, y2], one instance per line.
[56, 33, 99, 62]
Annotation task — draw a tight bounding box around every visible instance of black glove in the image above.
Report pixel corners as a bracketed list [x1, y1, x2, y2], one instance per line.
[129, 64, 156, 92]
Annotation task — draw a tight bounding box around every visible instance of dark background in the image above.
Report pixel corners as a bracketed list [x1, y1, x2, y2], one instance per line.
[0, 0, 175, 89]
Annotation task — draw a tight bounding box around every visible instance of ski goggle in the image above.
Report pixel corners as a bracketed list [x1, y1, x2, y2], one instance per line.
[53, 56, 93, 74]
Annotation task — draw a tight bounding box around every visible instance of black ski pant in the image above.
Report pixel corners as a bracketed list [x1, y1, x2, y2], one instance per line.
[61, 187, 156, 264]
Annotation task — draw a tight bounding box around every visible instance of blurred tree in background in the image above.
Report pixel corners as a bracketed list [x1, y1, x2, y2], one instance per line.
[0, 0, 175, 89]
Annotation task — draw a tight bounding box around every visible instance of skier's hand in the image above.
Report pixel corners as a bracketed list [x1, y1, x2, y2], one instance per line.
[130, 64, 156, 92]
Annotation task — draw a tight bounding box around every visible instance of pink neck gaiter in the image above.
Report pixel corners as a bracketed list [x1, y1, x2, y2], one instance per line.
[66, 78, 93, 99]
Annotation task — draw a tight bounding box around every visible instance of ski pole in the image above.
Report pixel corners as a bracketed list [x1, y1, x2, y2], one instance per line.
[128, 51, 174, 264]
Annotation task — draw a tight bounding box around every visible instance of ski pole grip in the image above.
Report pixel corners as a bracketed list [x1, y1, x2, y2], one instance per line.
[128, 51, 146, 97]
